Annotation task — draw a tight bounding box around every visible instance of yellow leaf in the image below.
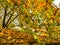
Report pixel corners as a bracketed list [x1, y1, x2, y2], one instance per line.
[6, 0, 21, 5]
[41, 32, 49, 37]
[6, 0, 14, 5]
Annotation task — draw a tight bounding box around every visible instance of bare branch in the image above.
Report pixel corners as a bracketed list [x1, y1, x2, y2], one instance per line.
[5, 12, 14, 27]
[6, 14, 19, 28]
[2, 5, 8, 28]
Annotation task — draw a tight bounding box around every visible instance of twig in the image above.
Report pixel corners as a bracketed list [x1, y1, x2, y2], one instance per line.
[5, 10, 14, 27]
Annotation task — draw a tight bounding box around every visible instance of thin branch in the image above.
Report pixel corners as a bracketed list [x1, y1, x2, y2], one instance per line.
[5, 12, 14, 27]
[2, 5, 8, 28]
[6, 14, 19, 28]
[5, 8, 14, 27]
[6, 10, 11, 16]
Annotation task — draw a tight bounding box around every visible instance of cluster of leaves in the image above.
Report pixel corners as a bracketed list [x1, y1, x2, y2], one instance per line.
[0, 0, 60, 44]
[17, 0, 60, 43]
[0, 29, 34, 44]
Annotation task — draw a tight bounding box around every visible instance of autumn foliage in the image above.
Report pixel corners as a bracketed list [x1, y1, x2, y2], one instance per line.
[6, 0, 21, 5]
[0, 0, 60, 44]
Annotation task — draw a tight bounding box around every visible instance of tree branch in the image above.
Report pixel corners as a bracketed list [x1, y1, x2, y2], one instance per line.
[5, 12, 14, 27]
[2, 5, 8, 28]
[6, 14, 19, 28]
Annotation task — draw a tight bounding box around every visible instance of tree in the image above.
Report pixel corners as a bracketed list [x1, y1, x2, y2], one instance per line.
[0, 0, 60, 43]
[0, 0, 20, 28]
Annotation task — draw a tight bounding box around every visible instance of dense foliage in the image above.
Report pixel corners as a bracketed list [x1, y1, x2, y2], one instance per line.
[0, 0, 60, 44]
